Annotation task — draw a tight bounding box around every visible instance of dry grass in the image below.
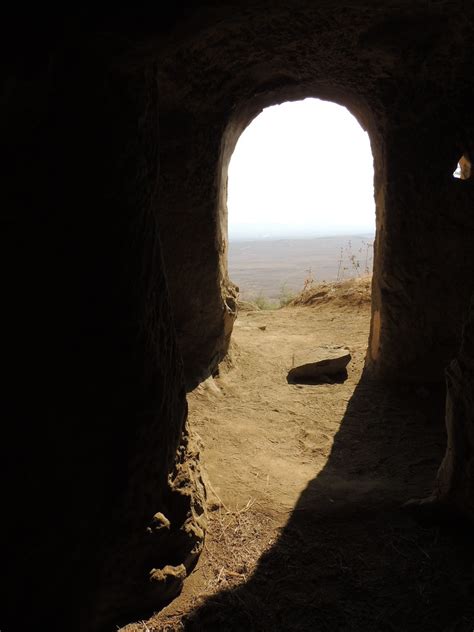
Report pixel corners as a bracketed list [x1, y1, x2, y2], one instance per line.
[290, 276, 372, 308]
[121, 506, 474, 632]
[120, 499, 277, 632]
[200, 500, 275, 591]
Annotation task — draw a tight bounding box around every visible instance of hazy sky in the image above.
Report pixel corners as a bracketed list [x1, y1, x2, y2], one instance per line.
[227, 98, 375, 240]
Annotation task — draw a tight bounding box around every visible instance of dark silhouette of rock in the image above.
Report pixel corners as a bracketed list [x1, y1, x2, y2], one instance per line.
[288, 346, 351, 382]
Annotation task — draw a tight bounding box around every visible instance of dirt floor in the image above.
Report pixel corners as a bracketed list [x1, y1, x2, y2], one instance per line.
[122, 279, 474, 632]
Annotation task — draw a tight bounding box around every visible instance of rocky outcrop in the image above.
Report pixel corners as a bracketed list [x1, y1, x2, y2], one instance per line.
[91, 428, 206, 630]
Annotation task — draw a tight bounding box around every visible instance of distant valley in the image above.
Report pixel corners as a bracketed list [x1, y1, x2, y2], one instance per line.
[228, 234, 374, 303]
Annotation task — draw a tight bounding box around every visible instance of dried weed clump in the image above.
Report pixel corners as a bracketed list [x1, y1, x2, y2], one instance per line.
[122, 497, 276, 632]
[290, 276, 372, 309]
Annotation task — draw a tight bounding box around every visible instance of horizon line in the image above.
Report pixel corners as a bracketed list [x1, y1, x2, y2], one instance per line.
[229, 231, 375, 243]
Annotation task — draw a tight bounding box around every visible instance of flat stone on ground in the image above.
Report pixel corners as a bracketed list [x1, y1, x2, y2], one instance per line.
[288, 345, 351, 382]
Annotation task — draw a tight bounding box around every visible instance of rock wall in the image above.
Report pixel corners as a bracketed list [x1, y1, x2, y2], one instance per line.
[412, 297, 474, 522]
[157, 107, 238, 388]
[0, 21, 205, 632]
[156, 1, 474, 385]
[438, 303, 474, 521]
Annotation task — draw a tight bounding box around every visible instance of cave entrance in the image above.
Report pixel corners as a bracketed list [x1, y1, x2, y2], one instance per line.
[180, 96, 454, 628]
[226, 98, 375, 311]
[188, 97, 380, 506]
[178, 97, 454, 629]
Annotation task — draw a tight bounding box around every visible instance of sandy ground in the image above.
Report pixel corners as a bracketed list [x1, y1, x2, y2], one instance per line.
[122, 281, 474, 632]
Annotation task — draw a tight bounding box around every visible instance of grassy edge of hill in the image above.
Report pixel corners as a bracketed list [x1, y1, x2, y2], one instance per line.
[239, 276, 372, 311]
[233, 237, 374, 309]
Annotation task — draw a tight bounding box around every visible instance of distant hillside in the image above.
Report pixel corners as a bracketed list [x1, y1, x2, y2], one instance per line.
[228, 234, 374, 302]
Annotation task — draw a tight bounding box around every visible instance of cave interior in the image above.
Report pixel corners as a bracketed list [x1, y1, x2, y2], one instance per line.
[1, 3, 474, 631]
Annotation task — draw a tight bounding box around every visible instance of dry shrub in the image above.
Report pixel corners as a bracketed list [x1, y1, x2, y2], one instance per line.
[289, 276, 372, 309]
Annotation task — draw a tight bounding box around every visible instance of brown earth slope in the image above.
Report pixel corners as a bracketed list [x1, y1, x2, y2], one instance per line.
[122, 280, 474, 632]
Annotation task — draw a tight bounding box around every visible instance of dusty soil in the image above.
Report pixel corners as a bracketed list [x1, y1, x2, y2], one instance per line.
[122, 280, 474, 632]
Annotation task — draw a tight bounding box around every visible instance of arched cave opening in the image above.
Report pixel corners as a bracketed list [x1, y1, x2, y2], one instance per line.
[143, 92, 473, 629]
[226, 97, 376, 307]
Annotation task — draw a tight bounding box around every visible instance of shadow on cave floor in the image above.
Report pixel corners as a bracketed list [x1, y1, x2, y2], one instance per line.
[180, 374, 474, 632]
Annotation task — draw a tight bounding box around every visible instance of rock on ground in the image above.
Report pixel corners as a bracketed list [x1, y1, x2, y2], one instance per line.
[288, 345, 351, 382]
